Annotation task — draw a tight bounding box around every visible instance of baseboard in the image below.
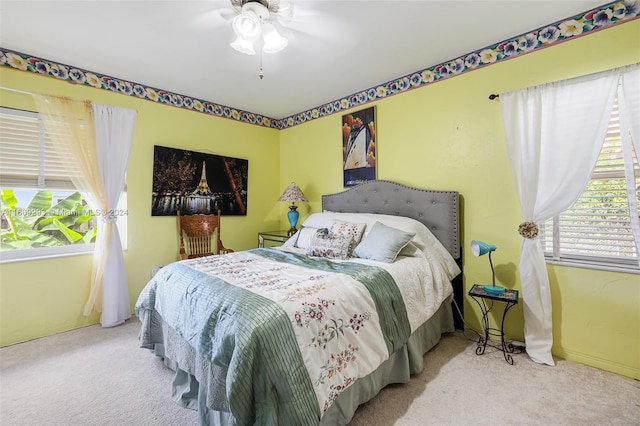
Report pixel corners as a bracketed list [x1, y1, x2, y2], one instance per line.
[553, 347, 639, 380]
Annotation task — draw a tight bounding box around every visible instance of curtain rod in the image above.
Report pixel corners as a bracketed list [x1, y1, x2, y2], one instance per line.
[0, 86, 138, 113]
[487, 63, 639, 101]
[0, 86, 34, 96]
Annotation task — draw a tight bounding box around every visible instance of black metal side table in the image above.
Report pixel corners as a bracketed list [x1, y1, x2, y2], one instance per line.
[468, 284, 519, 365]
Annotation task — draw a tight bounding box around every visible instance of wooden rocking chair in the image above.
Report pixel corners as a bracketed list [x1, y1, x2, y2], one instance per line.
[177, 210, 233, 259]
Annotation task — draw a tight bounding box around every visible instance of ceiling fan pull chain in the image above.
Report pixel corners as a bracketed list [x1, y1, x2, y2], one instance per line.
[259, 39, 264, 79]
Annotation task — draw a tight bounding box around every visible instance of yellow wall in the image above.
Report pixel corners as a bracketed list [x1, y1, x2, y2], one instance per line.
[0, 67, 280, 345]
[0, 20, 638, 380]
[280, 20, 640, 379]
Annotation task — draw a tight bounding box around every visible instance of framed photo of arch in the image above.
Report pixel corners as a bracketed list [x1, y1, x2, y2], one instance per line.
[151, 145, 248, 216]
[342, 106, 377, 187]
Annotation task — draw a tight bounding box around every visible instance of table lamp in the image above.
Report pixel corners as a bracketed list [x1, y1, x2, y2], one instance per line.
[278, 182, 308, 236]
[471, 240, 505, 295]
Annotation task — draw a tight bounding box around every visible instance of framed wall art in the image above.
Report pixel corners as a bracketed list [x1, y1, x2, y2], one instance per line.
[151, 145, 248, 216]
[342, 106, 376, 187]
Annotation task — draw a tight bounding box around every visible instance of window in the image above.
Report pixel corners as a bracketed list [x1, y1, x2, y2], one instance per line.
[0, 107, 127, 263]
[540, 98, 640, 273]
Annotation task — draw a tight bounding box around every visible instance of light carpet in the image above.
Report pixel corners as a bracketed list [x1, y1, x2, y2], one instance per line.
[1, 318, 638, 425]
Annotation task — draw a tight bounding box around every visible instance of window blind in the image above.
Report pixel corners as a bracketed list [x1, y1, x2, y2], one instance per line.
[540, 100, 640, 267]
[0, 107, 76, 190]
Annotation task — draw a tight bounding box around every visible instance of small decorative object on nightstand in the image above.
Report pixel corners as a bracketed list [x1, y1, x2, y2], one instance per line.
[468, 284, 520, 365]
[258, 230, 293, 248]
[278, 182, 308, 236]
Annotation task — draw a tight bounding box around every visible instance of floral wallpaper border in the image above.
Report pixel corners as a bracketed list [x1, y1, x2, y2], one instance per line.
[1, 0, 638, 130]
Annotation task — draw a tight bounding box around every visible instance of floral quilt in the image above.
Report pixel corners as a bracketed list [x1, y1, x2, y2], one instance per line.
[136, 248, 424, 424]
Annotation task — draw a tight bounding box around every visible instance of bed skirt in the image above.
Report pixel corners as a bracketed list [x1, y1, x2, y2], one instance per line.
[139, 299, 454, 426]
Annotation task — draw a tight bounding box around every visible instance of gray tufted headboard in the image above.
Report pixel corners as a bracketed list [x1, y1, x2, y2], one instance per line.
[322, 180, 460, 259]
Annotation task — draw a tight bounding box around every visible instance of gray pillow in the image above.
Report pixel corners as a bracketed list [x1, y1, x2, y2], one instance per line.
[354, 221, 415, 263]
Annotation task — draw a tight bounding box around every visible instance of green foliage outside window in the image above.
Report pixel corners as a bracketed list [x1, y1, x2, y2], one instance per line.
[0, 189, 96, 251]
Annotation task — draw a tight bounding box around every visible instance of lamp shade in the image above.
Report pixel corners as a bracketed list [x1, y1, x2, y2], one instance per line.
[262, 23, 288, 53]
[279, 183, 308, 236]
[231, 2, 266, 40]
[278, 182, 308, 203]
[232, 14, 261, 41]
[471, 240, 496, 256]
[230, 36, 256, 55]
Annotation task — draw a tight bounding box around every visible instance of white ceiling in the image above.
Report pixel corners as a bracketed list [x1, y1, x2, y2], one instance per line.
[0, 0, 610, 119]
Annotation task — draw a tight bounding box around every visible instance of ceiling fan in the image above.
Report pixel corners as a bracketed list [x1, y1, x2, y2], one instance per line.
[228, 0, 293, 56]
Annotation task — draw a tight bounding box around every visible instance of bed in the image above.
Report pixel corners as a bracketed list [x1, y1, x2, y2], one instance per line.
[135, 180, 462, 425]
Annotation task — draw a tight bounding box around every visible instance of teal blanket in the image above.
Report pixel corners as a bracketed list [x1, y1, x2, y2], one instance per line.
[135, 248, 410, 425]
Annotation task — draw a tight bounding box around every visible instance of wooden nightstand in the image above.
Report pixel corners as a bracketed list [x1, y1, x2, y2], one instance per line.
[258, 230, 292, 248]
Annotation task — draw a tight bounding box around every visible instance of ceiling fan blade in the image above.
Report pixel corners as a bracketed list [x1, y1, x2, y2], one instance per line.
[274, 0, 294, 26]
[218, 7, 238, 21]
[277, 4, 352, 42]
[185, 6, 243, 38]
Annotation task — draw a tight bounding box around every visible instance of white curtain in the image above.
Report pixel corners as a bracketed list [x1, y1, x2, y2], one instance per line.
[33, 95, 137, 327]
[620, 65, 640, 157]
[500, 69, 620, 365]
[89, 104, 137, 327]
[618, 66, 640, 267]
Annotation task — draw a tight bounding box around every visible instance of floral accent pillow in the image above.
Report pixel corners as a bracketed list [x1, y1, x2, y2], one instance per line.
[294, 226, 329, 249]
[330, 219, 366, 246]
[307, 233, 353, 259]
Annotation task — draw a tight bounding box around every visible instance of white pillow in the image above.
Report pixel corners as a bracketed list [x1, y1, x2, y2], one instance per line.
[353, 221, 415, 263]
[294, 226, 328, 249]
[301, 211, 460, 279]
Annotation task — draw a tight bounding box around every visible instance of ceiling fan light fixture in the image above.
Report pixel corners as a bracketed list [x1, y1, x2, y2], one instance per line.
[230, 36, 256, 55]
[232, 12, 262, 40]
[261, 22, 288, 53]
